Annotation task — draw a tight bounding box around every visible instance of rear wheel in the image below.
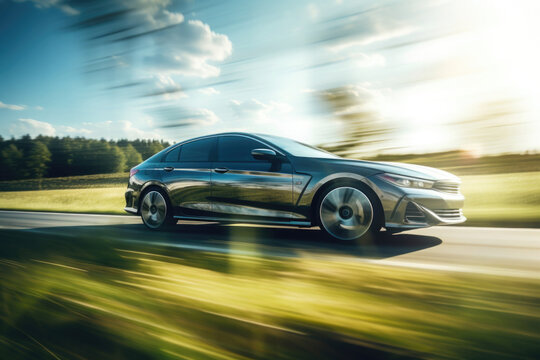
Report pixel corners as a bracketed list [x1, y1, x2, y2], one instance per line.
[140, 188, 176, 230]
[317, 185, 379, 242]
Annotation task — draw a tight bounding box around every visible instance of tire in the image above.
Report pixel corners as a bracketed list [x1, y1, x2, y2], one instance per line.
[139, 188, 176, 230]
[316, 183, 381, 242]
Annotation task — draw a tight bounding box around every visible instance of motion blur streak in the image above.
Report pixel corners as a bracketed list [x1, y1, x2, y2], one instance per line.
[1, 212, 540, 359]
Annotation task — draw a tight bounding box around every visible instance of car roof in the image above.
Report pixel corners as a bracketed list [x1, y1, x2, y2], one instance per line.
[175, 132, 269, 144]
[173, 132, 288, 155]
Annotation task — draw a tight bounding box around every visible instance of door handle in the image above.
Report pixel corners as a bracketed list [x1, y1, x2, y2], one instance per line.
[214, 167, 229, 174]
[164, 166, 174, 172]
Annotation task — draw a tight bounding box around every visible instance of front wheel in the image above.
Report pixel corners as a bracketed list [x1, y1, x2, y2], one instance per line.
[317, 185, 379, 242]
[140, 189, 176, 230]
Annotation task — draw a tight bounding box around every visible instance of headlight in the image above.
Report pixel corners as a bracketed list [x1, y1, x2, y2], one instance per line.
[376, 173, 434, 189]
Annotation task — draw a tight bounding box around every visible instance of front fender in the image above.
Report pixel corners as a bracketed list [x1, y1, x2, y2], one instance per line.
[296, 172, 371, 222]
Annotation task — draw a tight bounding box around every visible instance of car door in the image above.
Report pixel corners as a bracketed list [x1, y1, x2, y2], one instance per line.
[211, 135, 295, 221]
[161, 137, 216, 217]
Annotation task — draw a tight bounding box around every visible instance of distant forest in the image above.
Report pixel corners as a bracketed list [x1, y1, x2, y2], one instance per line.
[0, 135, 170, 180]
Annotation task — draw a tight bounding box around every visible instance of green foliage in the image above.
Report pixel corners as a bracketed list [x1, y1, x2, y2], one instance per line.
[121, 144, 143, 170]
[0, 144, 23, 180]
[365, 150, 540, 175]
[0, 172, 127, 191]
[0, 136, 170, 180]
[0, 187, 126, 214]
[22, 141, 51, 178]
[47, 136, 74, 177]
[131, 139, 169, 160]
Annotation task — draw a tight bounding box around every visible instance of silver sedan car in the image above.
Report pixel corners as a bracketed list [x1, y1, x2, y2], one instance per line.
[125, 133, 465, 241]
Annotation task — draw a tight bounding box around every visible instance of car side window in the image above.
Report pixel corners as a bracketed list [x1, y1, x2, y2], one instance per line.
[179, 138, 214, 162]
[218, 136, 265, 162]
[164, 146, 181, 162]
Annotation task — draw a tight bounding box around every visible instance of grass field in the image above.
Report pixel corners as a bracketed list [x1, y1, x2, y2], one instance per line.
[0, 172, 128, 191]
[0, 172, 539, 227]
[461, 171, 540, 227]
[1, 229, 539, 359]
[0, 186, 126, 214]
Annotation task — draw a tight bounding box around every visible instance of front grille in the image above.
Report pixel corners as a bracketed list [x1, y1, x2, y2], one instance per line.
[433, 181, 460, 194]
[405, 202, 426, 223]
[434, 209, 463, 219]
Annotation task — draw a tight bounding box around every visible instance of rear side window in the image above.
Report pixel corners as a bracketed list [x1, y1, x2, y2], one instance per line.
[179, 138, 214, 162]
[218, 136, 265, 162]
[164, 146, 181, 162]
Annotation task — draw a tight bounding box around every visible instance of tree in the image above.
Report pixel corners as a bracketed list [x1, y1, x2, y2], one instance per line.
[107, 144, 126, 173]
[132, 139, 168, 160]
[121, 144, 143, 170]
[80, 141, 126, 174]
[48, 137, 74, 177]
[22, 141, 51, 179]
[0, 144, 23, 180]
[0, 136, 166, 179]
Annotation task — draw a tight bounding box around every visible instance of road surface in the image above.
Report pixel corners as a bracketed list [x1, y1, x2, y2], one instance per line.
[1, 210, 539, 278]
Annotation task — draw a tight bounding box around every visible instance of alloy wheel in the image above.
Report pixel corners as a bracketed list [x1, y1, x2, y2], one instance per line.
[141, 190, 168, 229]
[319, 186, 374, 240]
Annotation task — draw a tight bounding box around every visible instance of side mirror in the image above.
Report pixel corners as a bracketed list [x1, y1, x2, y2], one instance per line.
[251, 148, 277, 161]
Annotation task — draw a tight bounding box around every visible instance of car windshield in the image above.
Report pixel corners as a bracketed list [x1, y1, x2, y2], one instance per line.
[257, 134, 339, 159]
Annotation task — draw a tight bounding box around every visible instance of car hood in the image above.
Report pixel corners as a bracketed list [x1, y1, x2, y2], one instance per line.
[320, 158, 460, 181]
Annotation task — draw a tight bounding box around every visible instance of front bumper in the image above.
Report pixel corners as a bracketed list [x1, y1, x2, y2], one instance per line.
[124, 187, 138, 215]
[366, 176, 466, 230]
[385, 197, 466, 230]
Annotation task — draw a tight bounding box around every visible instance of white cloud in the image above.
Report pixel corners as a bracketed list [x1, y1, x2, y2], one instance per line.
[354, 53, 386, 67]
[17, 0, 80, 15]
[231, 99, 292, 123]
[121, 120, 152, 139]
[158, 10, 184, 26]
[193, 108, 219, 125]
[87, 119, 166, 140]
[5, 117, 170, 141]
[327, 26, 416, 52]
[58, 125, 92, 136]
[10, 118, 56, 137]
[119, 120, 170, 140]
[307, 4, 319, 21]
[0, 100, 25, 111]
[147, 19, 233, 78]
[35, 105, 44, 111]
[318, 4, 420, 53]
[329, 49, 386, 68]
[178, 108, 219, 126]
[198, 87, 220, 95]
[74, 119, 166, 140]
[59, 3, 79, 15]
[153, 74, 186, 100]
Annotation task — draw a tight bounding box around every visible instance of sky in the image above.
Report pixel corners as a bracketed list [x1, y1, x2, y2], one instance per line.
[1, 0, 539, 155]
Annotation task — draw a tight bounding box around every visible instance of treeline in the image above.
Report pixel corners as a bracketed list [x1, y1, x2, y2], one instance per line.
[366, 150, 540, 175]
[0, 135, 170, 180]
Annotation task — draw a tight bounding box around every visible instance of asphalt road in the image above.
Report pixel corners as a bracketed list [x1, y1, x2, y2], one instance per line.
[1, 210, 539, 278]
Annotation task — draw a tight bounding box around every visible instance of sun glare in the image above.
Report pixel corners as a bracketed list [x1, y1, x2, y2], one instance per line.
[386, 0, 540, 154]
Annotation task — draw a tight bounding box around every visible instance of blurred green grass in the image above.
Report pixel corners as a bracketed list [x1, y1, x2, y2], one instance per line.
[0, 186, 126, 214]
[0, 172, 539, 227]
[1, 230, 539, 359]
[0, 172, 127, 191]
[461, 171, 540, 227]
